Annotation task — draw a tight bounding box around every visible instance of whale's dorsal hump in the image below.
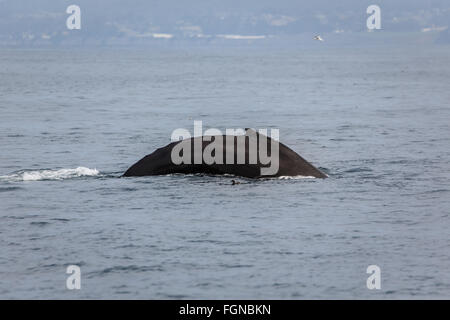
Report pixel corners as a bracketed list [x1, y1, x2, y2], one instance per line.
[245, 128, 271, 139]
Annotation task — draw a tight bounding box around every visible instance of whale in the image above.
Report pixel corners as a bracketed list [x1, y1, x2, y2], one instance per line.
[123, 129, 327, 179]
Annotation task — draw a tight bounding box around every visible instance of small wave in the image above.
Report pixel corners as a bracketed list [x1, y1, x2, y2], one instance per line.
[0, 167, 99, 182]
[0, 186, 23, 192]
[344, 167, 372, 173]
[278, 175, 317, 179]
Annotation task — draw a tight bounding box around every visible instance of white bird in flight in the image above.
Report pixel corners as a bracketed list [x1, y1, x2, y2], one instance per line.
[314, 35, 324, 41]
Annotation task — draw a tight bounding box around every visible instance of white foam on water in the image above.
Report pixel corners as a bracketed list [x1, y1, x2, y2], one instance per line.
[277, 175, 318, 179]
[0, 167, 100, 182]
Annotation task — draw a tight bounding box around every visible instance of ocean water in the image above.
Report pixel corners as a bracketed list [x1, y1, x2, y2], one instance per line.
[0, 46, 449, 299]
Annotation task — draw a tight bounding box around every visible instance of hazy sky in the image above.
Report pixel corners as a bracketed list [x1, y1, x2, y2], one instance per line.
[1, 0, 449, 45]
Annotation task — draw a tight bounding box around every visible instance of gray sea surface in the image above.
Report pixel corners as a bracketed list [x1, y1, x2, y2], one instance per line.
[0, 46, 449, 299]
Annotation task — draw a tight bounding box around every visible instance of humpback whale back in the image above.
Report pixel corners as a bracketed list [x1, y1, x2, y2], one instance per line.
[123, 130, 326, 179]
